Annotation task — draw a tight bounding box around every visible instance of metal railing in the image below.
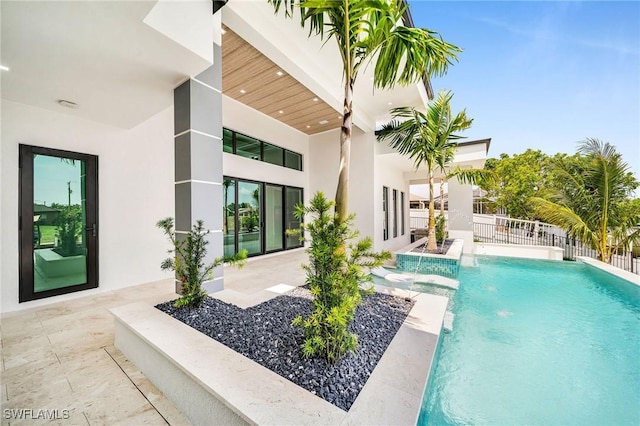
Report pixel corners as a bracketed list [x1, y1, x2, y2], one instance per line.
[473, 222, 639, 275]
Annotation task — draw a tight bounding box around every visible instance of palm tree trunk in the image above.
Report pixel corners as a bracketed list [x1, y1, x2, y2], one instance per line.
[428, 170, 437, 251]
[335, 78, 354, 222]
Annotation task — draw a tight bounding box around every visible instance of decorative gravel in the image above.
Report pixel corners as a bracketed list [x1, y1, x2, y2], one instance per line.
[410, 238, 454, 254]
[155, 287, 414, 411]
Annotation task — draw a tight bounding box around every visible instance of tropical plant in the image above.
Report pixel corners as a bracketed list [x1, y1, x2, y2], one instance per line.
[54, 205, 83, 257]
[268, 0, 460, 221]
[377, 90, 472, 250]
[435, 214, 447, 243]
[291, 192, 391, 364]
[157, 218, 247, 308]
[530, 139, 640, 263]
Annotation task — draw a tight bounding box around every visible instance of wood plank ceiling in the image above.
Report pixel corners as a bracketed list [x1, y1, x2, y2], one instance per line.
[222, 27, 342, 135]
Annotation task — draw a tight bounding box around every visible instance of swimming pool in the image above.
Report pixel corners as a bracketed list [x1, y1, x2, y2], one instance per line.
[399, 256, 640, 425]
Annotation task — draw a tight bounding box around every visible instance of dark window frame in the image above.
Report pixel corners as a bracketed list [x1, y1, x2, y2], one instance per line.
[223, 128, 303, 171]
[383, 186, 389, 241]
[393, 189, 398, 238]
[19, 144, 99, 302]
[224, 176, 303, 256]
[401, 191, 406, 236]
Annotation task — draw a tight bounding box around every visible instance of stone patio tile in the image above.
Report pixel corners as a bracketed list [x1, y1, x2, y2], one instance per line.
[3, 344, 57, 370]
[34, 305, 75, 322]
[80, 384, 157, 425]
[4, 374, 73, 405]
[2, 357, 64, 399]
[1, 333, 50, 358]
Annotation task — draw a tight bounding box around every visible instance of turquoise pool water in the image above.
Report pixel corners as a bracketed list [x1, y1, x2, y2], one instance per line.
[412, 256, 640, 425]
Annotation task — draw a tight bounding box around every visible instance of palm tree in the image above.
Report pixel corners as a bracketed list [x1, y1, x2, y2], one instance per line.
[530, 139, 640, 263]
[377, 90, 472, 250]
[268, 0, 460, 221]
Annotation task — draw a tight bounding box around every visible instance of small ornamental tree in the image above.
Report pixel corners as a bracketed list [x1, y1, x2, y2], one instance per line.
[157, 218, 247, 308]
[292, 192, 391, 365]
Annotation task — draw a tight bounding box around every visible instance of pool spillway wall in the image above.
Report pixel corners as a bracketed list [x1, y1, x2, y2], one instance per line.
[395, 239, 464, 278]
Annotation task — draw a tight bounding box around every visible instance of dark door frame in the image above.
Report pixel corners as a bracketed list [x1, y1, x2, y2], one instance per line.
[19, 144, 99, 302]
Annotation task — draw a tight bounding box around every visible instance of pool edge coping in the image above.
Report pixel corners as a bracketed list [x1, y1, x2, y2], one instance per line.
[576, 256, 639, 286]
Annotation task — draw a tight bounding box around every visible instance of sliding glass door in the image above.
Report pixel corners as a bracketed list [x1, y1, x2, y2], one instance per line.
[285, 187, 303, 249]
[19, 145, 98, 302]
[237, 181, 262, 256]
[265, 184, 284, 252]
[224, 177, 302, 256]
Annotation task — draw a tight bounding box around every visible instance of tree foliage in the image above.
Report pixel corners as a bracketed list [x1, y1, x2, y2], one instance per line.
[54, 205, 84, 257]
[292, 192, 391, 365]
[268, 0, 460, 221]
[157, 218, 247, 308]
[529, 139, 640, 263]
[377, 90, 472, 250]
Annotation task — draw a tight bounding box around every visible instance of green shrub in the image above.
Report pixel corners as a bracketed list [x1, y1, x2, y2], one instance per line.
[157, 218, 247, 308]
[54, 205, 83, 256]
[435, 214, 447, 243]
[292, 192, 391, 365]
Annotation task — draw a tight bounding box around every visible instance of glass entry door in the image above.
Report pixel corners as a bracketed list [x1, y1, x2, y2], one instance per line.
[19, 145, 98, 302]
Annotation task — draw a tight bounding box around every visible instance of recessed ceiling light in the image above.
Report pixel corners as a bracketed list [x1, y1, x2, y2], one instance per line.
[338, 115, 342, 119]
[306, 125, 311, 129]
[276, 71, 284, 76]
[319, 119, 329, 125]
[58, 99, 79, 109]
[279, 110, 284, 114]
[239, 89, 246, 94]
[313, 97, 318, 102]
[388, 102, 392, 105]
[221, 28, 227, 35]
[0, 65, 9, 72]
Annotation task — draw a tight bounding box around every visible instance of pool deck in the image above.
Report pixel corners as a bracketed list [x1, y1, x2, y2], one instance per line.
[0, 249, 309, 425]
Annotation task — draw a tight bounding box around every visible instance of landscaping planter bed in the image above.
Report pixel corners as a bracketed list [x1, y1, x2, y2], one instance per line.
[112, 286, 447, 425]
[155, 287, 414, 410]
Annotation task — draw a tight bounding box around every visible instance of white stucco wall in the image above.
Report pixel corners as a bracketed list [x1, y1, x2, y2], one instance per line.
[374, 152, 411, 252]
[1, 100, 175, 313]
[308, 128, 376, 240]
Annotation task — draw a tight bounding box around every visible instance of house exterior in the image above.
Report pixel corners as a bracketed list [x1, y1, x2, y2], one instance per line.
[0, 0, 488, 313]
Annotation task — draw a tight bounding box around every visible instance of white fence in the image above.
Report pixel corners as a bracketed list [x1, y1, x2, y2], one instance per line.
[409, 211, 639, 275]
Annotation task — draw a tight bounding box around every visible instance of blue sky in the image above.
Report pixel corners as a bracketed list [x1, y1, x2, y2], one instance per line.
[409, 1, 640, 183]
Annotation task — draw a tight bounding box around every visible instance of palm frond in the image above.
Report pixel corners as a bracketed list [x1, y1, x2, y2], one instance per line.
[529, 197, 598, 250]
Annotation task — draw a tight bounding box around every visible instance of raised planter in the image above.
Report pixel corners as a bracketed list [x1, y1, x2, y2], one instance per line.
[111, 286, 447, 425]
[395, 238, 464, 278]
[34, 248, 86, 278]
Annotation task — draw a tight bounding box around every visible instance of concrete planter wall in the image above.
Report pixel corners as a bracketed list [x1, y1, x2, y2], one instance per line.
[34, 248, 86, 277]
[111, 287, 447, 425]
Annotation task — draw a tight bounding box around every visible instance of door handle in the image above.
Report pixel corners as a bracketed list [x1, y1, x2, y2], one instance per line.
[86, 224, 97, 237]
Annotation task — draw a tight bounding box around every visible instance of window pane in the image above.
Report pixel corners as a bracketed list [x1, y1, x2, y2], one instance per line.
[285, 150, 302, 171]
[265, 185, 284, 251]
[285, 187, 303, 249]
[235, 133, 261, 160]
[263, 143, 284, 166]
[401, 192, 405, 235]
[223, 128, 234, 153]
[383, 187, 389, 241]
[223, 178, 235, 257]
[238, 181, 262, 255]
[33, 155, 87, 292]
[393, 189, 398, 238]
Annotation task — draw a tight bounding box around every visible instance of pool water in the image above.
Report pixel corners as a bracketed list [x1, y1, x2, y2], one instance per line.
[418, 256, 640, 425]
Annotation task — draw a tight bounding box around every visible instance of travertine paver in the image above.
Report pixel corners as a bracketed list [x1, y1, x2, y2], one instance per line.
[0, 249, 309, 425]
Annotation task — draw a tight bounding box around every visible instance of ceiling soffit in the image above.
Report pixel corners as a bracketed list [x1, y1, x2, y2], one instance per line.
[221, 28, 342, 135]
